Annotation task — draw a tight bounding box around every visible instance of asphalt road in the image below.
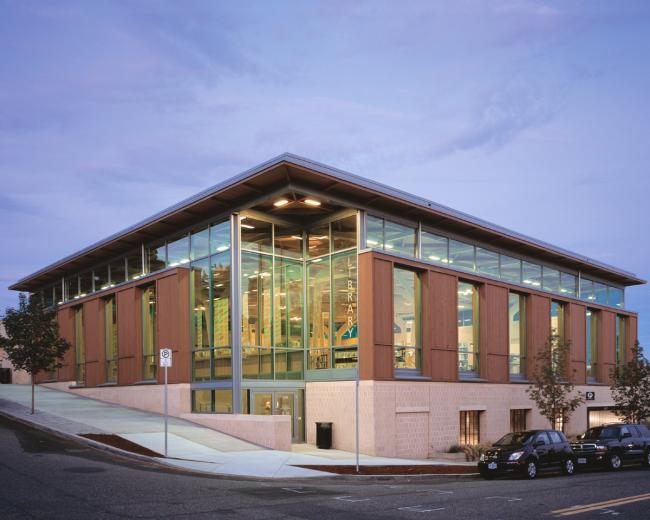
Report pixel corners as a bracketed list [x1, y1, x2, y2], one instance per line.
[1, 415, 649, 520]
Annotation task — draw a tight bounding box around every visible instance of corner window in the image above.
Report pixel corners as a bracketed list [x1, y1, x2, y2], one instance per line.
[365, 216, 416, 257]
[393, 267, 421, 370]
[458, 281, 479, 376]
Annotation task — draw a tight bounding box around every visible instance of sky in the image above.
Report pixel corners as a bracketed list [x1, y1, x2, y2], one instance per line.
[1, 0, 649, 347]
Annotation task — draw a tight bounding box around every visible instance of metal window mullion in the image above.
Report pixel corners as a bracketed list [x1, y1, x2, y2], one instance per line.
[230, 214, 242, 414]
[302, 228, 309, 374]
[271, 223, 276, 381]
[416, 221, 422, 259]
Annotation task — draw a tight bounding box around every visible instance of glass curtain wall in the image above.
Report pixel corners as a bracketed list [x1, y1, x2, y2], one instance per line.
[104, 296, 118, 383]
[458, 281, 480, 377]
[616, 316, 626, 366]
[307, 214, 358, 371]
[142, 285, 157, 381]
[508, 293, 526, 379]
[74, 306, 85, 385]
[190, 220, 232, 385]
[393, 267, 421, 370]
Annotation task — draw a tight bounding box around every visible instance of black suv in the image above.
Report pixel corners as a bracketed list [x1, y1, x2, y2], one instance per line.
[478, 430, 575, 479]
[572, 424, 650, 471]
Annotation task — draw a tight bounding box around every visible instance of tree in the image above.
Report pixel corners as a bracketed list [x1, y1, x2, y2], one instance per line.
[527, 334, 584, 431]
[0, 293, 70, 414]
[610, 342, 650, 424]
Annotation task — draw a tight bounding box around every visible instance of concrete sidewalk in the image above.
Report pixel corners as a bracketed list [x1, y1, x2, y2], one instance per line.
[0, 385, 474, 479]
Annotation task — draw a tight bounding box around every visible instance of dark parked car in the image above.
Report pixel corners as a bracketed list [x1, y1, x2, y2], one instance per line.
[478, 430, 575, 479]
[571, 424, 650, 471]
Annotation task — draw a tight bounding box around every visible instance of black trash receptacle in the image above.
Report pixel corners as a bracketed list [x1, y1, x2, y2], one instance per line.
[316, 422, 332, 449]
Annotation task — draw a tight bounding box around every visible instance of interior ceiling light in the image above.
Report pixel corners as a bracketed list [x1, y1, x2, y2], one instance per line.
[274, 198, 289, 207]
[303, 198, 321, 207]
[241, 224, 255, 229]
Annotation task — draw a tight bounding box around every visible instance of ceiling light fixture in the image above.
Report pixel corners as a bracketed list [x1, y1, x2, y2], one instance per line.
[274, 198, 289, 207]
[303, 198, 321, 207]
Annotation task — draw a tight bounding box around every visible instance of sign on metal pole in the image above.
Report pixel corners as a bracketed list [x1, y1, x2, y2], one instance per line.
[160, 348, 172, 457]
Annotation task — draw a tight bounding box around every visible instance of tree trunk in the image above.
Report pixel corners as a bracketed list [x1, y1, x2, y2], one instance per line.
[31, 374, 35, 415]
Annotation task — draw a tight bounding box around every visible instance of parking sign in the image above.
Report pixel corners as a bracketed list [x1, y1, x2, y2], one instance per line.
[160, 348, 172, 367]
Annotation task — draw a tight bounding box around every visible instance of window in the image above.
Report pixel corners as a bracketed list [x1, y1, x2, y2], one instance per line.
[331, 214, 357, 252]
[536, 432, 551, 444]
[212, 252, 231, 380]
[93, 265, 109, 291]
[167, 235, 190, 266]
[616, 316, 626, 366]
[210, 220, 231, 254]
[500, 255, 521, 284]
[192, 390, 213, 413]
[508, 293, 526, 378]
[191, 258, 211, 382]
[560, 272, 577, 297]
[393, 267, 421, 370]
[66, 276, 79, 301]
[79, 271, 92, 297]
[126, 250, 143, 280]
[365, 215, 384, 249]
[586, 310, 597, 382]
[384, 220, 416, 257]
[421, 231, 448, 264]
[510, 409, 528, 432]
[274, 224, 303, 259]
[458, 281, 479, 376]
[554, 416, 565, 433]
[449, 240, 474, 271]
[241, 217, 272, 254]
[365, 216, 416, 257]
[147, 242, 166, 273]
[476, 247, 499, 278]
[548, 431, 563, 444]
[74, 306, 85, 385]
[542, 267, 560, 293]
[142, 285, 157, 381]
[580, 278, 595, 301]
[594, 282, 608, 305]
[522, 261, 542, 288]
[550, 301, 565, 342]
[332, 253, 357, 368]
[460, 411, 480, 445]
[307, 256, 330, 369]
[110, 258, 126, 286]
[190, 227, 210, 261]
[104, 297, 118, 383]
[609, 287, 624, 309]
[308, 223, 330, 257]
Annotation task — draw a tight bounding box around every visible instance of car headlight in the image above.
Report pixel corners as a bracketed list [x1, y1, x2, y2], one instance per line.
[508, 451, 524, 461]
[595, 445, 607, 452]
[479, 454, 486, 462]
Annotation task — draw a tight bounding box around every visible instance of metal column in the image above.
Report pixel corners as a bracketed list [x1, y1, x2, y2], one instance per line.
[230, 213, 243, 413]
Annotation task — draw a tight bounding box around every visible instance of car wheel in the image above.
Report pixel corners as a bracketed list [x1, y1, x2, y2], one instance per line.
[562, 458, 575, 476]
[524, 459, 538, 479]
[643, 450, 650, 468]
[607, 452, 622, 471]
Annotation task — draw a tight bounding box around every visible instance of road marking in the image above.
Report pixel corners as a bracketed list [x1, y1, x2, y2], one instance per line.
[429, 490, 454, 495]
[398, 505, 446, 513]
[599, 509, 621, 516]
[334, 496, 371, 502]
[552, 492, 650, 516]
[485, 496, 522, 502]
[282, 487, 312, 494]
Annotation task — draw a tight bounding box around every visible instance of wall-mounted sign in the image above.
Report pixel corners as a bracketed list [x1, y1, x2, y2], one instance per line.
[586, 391, 595, 401]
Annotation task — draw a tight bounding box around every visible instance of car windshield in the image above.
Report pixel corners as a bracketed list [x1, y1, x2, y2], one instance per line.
[494, 432, 534, 446]
[581, 427, 620, 440]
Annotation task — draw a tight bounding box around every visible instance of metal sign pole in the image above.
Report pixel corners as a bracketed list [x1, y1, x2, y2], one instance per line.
[164, 364, 168, 458]
[355, 366, 360, 473]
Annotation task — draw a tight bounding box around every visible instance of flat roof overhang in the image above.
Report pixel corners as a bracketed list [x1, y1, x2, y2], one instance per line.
[10, 153, 646, 292]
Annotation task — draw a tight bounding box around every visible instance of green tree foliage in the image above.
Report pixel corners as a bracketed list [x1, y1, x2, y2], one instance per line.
[527, 334, 584, 431]
[0, 293, 70, 414]
[610, 342, 650, 424]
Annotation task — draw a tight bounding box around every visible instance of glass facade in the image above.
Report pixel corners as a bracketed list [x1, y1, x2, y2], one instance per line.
[393, 267, 420, 370]
[508, 293, 526, 379]
[616, 315, 626, 366]
[458, 281, 479, 377]
[105, 296, 118, 383]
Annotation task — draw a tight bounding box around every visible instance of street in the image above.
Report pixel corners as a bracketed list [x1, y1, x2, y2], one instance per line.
[1, 415, 649, 520]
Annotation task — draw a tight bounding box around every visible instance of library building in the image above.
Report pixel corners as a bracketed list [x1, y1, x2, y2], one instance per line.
[10, 154, 644, 458]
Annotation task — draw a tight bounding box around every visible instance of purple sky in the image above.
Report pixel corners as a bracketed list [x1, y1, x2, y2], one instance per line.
[1, 1, 649, 347]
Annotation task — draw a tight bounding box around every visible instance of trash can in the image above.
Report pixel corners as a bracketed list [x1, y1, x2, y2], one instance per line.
[316, 422, 332, 449]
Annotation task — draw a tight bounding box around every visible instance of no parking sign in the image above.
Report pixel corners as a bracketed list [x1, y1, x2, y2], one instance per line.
[160, 348, 172, 367]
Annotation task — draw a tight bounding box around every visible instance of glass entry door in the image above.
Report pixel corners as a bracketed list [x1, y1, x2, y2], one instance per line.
[251, 390, 304, 443]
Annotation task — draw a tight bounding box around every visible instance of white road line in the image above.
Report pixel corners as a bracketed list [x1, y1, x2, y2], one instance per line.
[334, 496, 371, 502]
[485, 496, 522, 502]
[398, 505, 446, 513]
[282, 487, 312, 494]
[429, 490, 454, 495]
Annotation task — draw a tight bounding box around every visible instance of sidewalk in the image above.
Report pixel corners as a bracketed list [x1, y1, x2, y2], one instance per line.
[0, 384, 476, 479]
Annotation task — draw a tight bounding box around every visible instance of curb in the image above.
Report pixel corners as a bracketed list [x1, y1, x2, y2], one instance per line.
[0, 407, 480, 482]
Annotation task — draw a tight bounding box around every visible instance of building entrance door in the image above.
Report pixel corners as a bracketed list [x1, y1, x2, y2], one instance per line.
[251, 390, 304, 443]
